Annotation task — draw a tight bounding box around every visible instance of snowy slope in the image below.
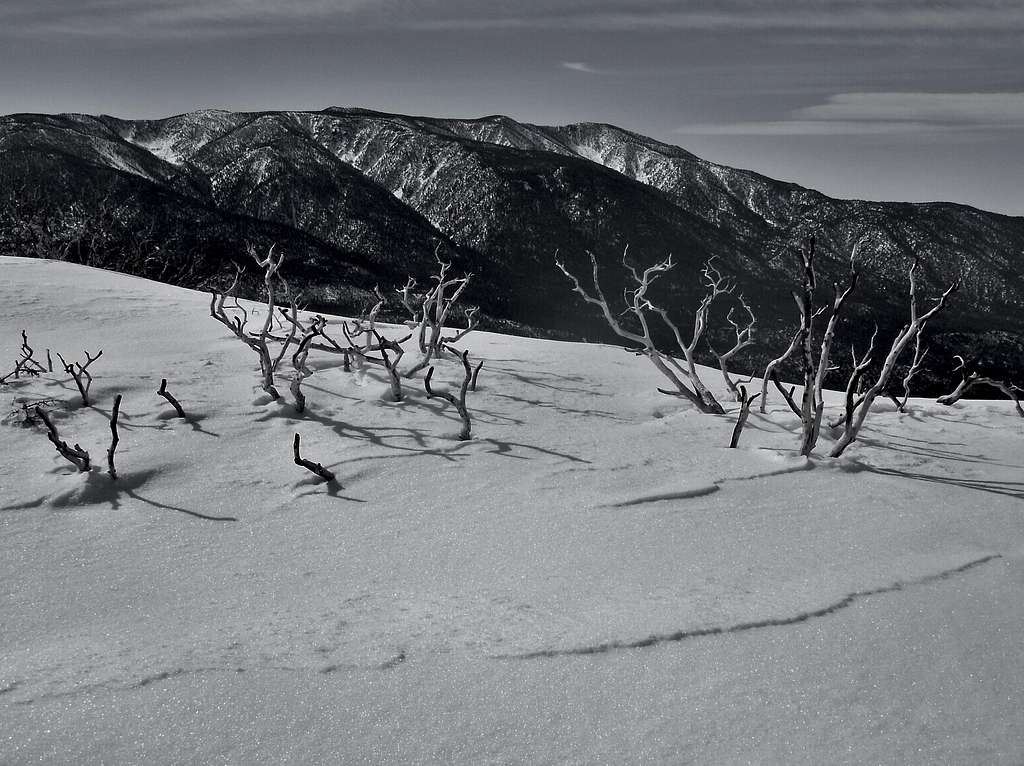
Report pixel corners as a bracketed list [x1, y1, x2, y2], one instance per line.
[2, 257, 1023, 764]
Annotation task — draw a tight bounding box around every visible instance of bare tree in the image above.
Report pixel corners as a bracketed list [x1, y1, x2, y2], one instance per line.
[555, 248, 728, 414]
[759, 328, 801, 413]
[893, 329, 929, 413]
[18, 331, 48, 376]
[794, 237, 860, 456]
[289, 316, 326, 413]
[833, 327, 878, 431]
[424, 348, 475, 440]
[711, 298, 756, 401]
[209, 249, 288, 399]
[404, 253, 473, 378]
[830, 258, 960, 457]
[57, 349, 103, 406]
[936, 356, 1023, 418]
[342, 324, 413, 402]
[441, 306, 480, 348]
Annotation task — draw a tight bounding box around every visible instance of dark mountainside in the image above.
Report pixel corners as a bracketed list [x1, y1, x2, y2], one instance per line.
[2, 107, 1023, 394]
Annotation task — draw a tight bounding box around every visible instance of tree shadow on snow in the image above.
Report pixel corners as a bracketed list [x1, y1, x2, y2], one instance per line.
[1, 469, 237, 520]
[850, 459, 1024, 502]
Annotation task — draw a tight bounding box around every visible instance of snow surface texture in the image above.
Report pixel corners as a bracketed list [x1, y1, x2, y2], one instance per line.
[2, 257, 1023, 764]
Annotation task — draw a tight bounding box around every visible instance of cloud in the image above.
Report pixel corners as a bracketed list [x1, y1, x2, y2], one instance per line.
[394, 1, 1024, 34]
[796, 92, 1024, 125]
[561, 61, 599, 73]
[675, 92, 1024, 136]
[0, 0, 373, 38]
[4, 0, 1024, 39]
[674, 120, 938, 136]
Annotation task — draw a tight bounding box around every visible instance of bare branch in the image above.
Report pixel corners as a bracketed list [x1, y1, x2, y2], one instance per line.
[157, 378, 187, 418]
[830, 261, 961, 457]
[729, 385, 762, 448]
[36, 406, 90, 472]
[57, 349, 102, 406]
[711, 296, 756, 400]
[936, 357, 1023, 418]
[558, 248, 725, 414]
[293, 433, 336, 482]
[107, 393, 122, 479]
[424, 349, 475, 440]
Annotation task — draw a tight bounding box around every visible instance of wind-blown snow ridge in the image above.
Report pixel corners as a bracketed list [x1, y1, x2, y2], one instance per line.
[500, 554, 1002, 660]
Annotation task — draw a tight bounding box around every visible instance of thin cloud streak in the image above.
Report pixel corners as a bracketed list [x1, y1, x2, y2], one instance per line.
[674, 120, 944, 136]
[797, 92, 1024, 124]
[3, 0, 1024, 39]
[561, 61, 600, 74]
[677, 92, 1024, 136]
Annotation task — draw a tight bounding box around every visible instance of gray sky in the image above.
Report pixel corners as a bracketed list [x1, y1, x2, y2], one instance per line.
[2, 1, 1022, 215]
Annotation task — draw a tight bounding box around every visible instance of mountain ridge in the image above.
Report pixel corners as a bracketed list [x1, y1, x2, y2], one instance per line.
[2, 106, 1023, 391]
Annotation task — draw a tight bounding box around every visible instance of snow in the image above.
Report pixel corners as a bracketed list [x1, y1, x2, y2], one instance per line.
[131, 133, 183, 166]
[2, 257, 1023, 764]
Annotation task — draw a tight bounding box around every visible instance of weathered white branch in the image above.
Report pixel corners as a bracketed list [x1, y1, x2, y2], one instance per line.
[830, 257, 961, 457]
[936, 356, 1023, 418]
[556, 248, 725, 414]
[712, 296, 756, 401]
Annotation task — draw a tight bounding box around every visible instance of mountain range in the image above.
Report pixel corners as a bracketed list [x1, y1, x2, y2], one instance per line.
[2, 107, 1023, 392]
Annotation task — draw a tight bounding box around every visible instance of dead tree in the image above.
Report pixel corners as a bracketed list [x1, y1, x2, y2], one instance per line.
[157, 378, 187, 418]
[397, 276, 422, 328]
[555, 248, 727, 414]
[36, 406, 90, 472]
[293, 433, 336, 482]
[107, 394, 122, 479]
[209, 249, 286, 399]
[936, 356, 1023, 417]
[711, 298, 756, 401]
[729, 385, 762, 448]
[470, 359, 484, 391]
[832, 327, 878, 431]
[404, 253, 473, 378]
[441, 306, 480, 348]
[343, 325, 412, 402]
[361, 286, 386, 347]
[894, 329, 929, 412]
[57, 349, 103, 406]
[289, 316, 326, 414]
[759, 328, 801, 413]
[424, 349, 475, 440]
[17, 331, 48, 376]
[794, 237, 860, 456]
[830, 258, 960, 457]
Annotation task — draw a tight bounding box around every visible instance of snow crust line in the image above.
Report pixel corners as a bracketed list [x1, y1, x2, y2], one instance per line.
[606, 457, 812, 507]
[500, 554, 1002, 660]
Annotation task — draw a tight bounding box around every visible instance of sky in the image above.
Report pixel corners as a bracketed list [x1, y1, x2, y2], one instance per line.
[1, 1, 1022, 216]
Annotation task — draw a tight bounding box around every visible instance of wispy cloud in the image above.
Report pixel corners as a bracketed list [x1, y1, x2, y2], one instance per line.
[796, 92, 1024, 125]
[676, 92, 1024, 136]
[561, 61, 599, 74]
[4, 0, 1024, 39]
[396, 1, 1024, 34]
